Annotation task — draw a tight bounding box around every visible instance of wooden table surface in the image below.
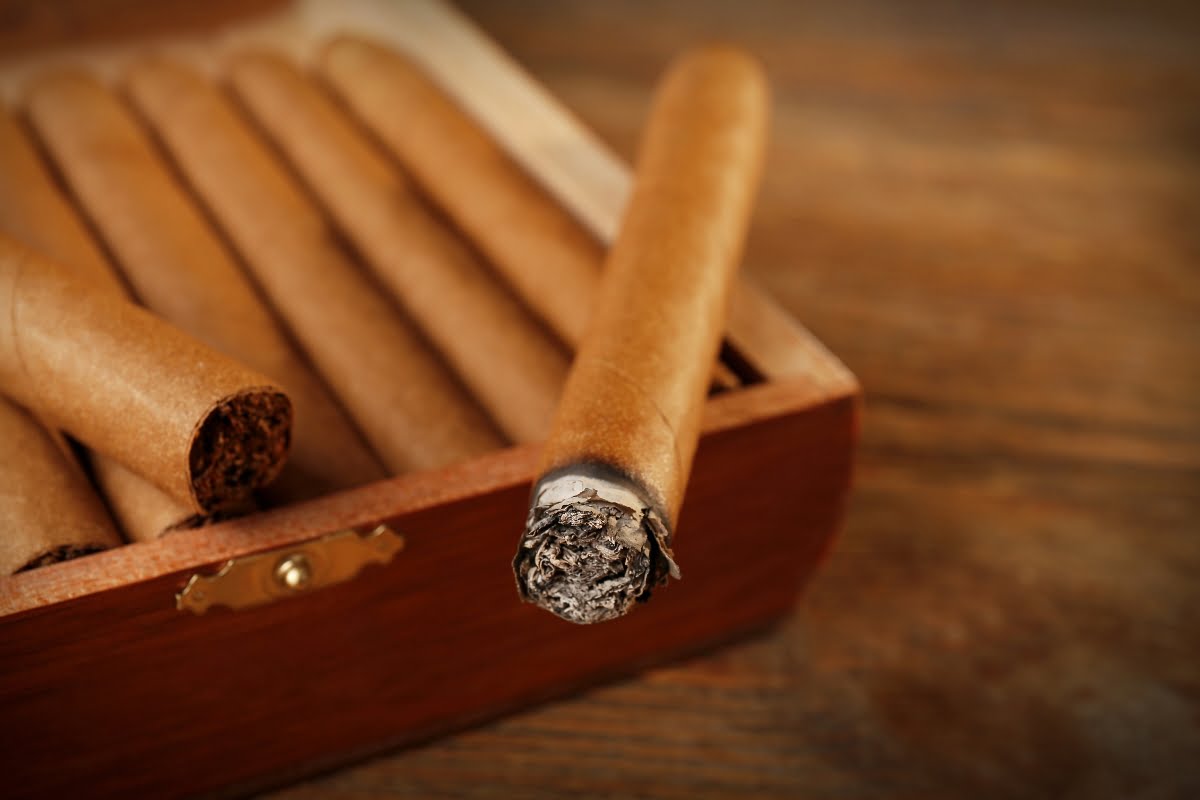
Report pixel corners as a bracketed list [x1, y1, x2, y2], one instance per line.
[277, 1, 1200, 797]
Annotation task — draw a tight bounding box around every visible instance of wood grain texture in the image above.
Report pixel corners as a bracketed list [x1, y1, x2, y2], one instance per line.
[270, 0, 1200, 798]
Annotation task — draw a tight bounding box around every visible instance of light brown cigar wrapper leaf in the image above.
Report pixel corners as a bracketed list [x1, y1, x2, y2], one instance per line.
[513, 46, 769, 624]
[124, 58, 504, 472]
[0, 108, 197, 541]
[0, 396, 122, 574]
[0, 235, 293, 513]
[319, 37, 739, 392]
[0, 110, 116, 290]
[25, 70, 387, 506]
[228, 51, 568, 444]
[319, 36, 600, 348]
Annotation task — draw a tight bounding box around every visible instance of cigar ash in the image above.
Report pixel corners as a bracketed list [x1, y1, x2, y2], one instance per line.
[514, 473, 681, 624]
[189, 389, 292, 512]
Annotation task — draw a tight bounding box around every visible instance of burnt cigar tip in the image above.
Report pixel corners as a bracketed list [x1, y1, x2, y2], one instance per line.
[514, 474, 679, 625]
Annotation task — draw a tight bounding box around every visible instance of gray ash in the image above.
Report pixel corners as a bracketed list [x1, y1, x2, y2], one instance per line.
[514, 488, 679, 624]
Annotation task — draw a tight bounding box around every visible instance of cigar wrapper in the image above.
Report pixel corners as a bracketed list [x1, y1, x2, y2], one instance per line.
[25, 70, 387, 507]
[125, 58, 504, 473]
[320, 36, 600, 349]
[513, 46, 769, 623]
[0, 108, 196, 542]
[228, 51, 568, 444]
[0, 110, 117, 291]
[0, 395, 123, 573]
[319, 37, 739, 391]
[0, 235, 293, 514]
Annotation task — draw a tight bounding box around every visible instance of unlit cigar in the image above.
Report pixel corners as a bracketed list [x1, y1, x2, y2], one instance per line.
[25, 70, 387, 508]
[0, 110, 116, 290]
[0, 395, 123, 574]
[125, 58, 504, 472]
[228, 51, 569, 444]
[319, 36, 739, 390]
[0, 234, 293, 513]
[0, 107, 191, 544]
[512, 46, 769, 624]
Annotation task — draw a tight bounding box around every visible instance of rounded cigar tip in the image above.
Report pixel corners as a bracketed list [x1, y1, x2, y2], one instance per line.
[189, 388, 293, 513]
[665, 43, 770, 116]
[225, 48, 287, 79]
[321, 34, 433, 85]
[123, 53, 177, 83]
[123, 56, 201, 112]
[22, 67, 100, 112]
[319, 34, 378, 74]
[674, 43, 766, 83]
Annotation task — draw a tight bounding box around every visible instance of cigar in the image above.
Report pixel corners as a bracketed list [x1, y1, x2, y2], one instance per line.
[227, 51, 569, 444]
[0, 396, 123, 573]
[0, 108, 202, 540]
[318, 37, 740, 390]
[0, 396, 122, 573]
[0, 110, 117, 291]
[24, 69, 388, 505]
[511, 46, 769, 624]
[124, 58, 505, 472]
[0, 234, 293, 513]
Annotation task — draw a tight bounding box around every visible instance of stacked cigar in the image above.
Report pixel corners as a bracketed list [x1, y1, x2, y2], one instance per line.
[0, 40, 566, 572]
[1, 36, 766, 628]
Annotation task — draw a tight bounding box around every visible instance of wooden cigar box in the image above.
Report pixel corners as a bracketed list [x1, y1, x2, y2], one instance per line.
[0, 1, 860, 796]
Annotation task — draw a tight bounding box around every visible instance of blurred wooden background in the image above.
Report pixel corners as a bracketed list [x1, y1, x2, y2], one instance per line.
[267, 1, 1200, 797]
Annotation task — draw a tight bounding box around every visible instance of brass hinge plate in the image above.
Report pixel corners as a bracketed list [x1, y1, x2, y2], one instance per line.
[176, 524, 404, 614]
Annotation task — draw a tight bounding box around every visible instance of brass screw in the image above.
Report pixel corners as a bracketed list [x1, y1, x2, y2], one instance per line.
[275, 553, 312, 592]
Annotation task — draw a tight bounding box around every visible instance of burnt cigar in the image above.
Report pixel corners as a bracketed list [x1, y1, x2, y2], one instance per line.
[512, 46, 769, 623]
[125, 58, 505, 473]
[227, 51, 568, 444]
[0, 234, 293, 514]
[318, 36, 739, 391]
[0, 107, 192, 543]
[24, 69, 388, 508]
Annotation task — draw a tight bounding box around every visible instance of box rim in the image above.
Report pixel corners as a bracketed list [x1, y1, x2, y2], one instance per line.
[0, 375, 857, 618]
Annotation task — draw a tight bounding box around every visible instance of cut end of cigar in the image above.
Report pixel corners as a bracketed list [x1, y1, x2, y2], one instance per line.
[514, 472, 680, 624]
[189, 388, 292, 513]
[158, 502, 253, 538]
[16, 543, 108, 573]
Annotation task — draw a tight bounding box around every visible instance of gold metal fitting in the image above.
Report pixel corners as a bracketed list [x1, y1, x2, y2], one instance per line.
[175, 524, 404, 614]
